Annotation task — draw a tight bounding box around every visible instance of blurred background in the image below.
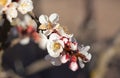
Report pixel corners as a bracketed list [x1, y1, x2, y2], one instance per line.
[0, 0, 120, 78]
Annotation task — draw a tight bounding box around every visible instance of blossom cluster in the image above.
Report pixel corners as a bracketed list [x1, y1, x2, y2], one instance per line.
[0, 0, 33, 22]
[38, 13, 92, 71]
[0, 0, 92, 71]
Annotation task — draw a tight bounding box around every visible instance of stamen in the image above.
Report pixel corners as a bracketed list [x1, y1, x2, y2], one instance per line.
[53, 42, 61, 51]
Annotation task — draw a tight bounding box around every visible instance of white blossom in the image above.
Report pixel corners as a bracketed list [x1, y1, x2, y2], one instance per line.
[47, 40, 64, 58]
[39, 13, 59, 35]
[17, 0, 33, 14]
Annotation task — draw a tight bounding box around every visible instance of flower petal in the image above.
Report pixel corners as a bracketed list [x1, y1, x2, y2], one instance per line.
[80, 46, 90, 53]
[78, 57, 85, 68]
[47, 40, 63, 58]
[38, 32, 48, 49]
[39, 14, 48, 25]
[20, 37, 30, 45]
[6, 3, 18, 22]
[69, 62, 78, 71]
[79, 46, 90, 56]
[60, 54, 69, 63]
[84, 53, 92, 62]
[49, 33, 60, 41]
[70, 42, 77, 51]
[49, 13, 59, 24]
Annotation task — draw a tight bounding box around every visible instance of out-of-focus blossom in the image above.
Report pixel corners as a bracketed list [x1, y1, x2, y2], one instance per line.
[15, 14, 40, 45]
[5, 2, 18, 22]
[16, 14, 37, 29]
[45, 55, 62, 66]
[24, 14, 37, 29]
[17, 0, 33, 14]
[19, 36, 30, 45]
[0, 0, 11, 14]
[0, 0, 34, 22]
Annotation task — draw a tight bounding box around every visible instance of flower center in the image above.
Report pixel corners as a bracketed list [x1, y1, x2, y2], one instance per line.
[39, 24, 47, 30]
[47, 22, 52, 29]
[53, 42, 61, 51]
[21, 3, 28, 8]
[0, 0, 7, 6]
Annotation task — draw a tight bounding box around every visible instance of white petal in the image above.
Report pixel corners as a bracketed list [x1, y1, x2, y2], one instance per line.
[70, 43, 77, 51]
[81, 46, 90, 52]
[78, 58, 85, 68]
[7, 8, 17, 18]
[79, 46, 90, 56]
[20, 37, 30, 45]
[6, 15, 12, 22]
[49, 13, 59, 24]
[84, 53, 92, 62]
[45, 55, 62, 66]
[38, 33, 48, 49]
[24, 14, 31, 23]
[69, 62, 78, 71]
[84, 46, 90, 51]
[39, 15, 48, 25]
[49, 33, 60, 41]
